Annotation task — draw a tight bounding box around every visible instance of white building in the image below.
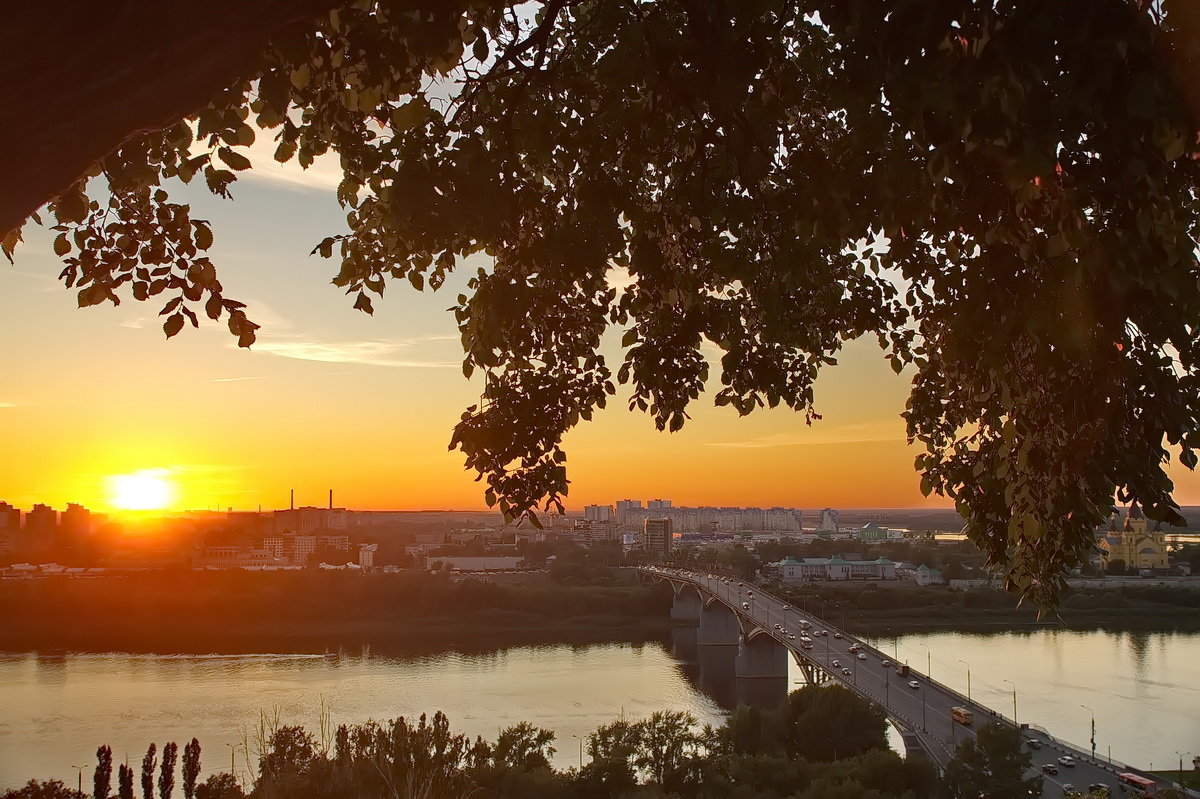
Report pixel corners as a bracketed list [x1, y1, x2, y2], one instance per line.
[584, 504, 613, 522]
[817, 508, 839, 535]
[774, 556, 897, 582]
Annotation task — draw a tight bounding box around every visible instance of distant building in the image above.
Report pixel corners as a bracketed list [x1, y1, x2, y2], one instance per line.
[615, 499, 642, 526]
[914, 564, 945, 586]
[358, 544, 377, 569]
[60, 503, 93, 545]
[0, 503, 20, 554]
[775, 556, 897, 582]
[856, 522, 887, 542]
[584, 504, 613, 522]
[646, 499, 673, 513]
[262, 533, 318, 566]
[427, 555, 525, 571]
[272, 506, 348, 535]
[643, 518, 673, 556]
[1099, 504, 1169, 571]
[817, 508, 839, 536]
[573, 519, 618, 544]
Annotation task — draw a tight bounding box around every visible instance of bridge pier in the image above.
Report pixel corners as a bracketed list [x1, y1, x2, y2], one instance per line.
[697, 601, 741, 646]
[670, 585, 703, 623]
[696, 602, 740, 708]
[792, 653, 823, 686]
[735, 633, 789, 708]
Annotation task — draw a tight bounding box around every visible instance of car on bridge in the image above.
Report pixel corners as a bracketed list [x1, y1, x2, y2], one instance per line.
[742, 602, 750, 610]
[1025, 738, 1042, 750]
[881, 659, 893, 667]
[832, 659, 841, 667]
[841, 668, 852, 676]
[1057, 756, 1076, 768]
[834, 632, 843, 639]
[856, 653, 867, 660]
[908, 680, 920, 689]
[848, 643, 861, 651]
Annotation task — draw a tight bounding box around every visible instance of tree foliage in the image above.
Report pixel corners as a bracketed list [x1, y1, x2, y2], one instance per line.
[941, 722, 1042, 799]
[12, 0, 1200, 603]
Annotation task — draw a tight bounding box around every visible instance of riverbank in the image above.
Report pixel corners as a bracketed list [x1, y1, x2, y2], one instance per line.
[771, 581, 1200, 636]
[0, 570, 673, 655]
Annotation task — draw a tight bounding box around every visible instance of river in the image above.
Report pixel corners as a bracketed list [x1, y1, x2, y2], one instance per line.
[2, 629, 1198, 789]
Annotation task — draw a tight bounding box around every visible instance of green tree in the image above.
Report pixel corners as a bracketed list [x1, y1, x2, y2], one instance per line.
[780, 685, 889, 762]
[10, 1, 1200, 605]
[157, 743, 177, 799]
[493, 722, 556, 771]
[139, 745, 156, 799]
[181, 740, 200, 799]
[93, 746, 112, 799]
[1, 781, 84, 799]
[116, 766, 133, 799]
[941, 723, 1042, 799]
[191, 775, 242, 799]
[633, 711, 704, 792]
[577, 718, 640, 797]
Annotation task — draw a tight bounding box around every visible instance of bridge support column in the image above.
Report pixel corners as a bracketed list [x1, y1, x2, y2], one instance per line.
[670, 586, 703, 623]
[697, 602, 740, 646]
[696, 602, 740, 709]
[735, 633, 789, 708]
[736, 634, 788, 680]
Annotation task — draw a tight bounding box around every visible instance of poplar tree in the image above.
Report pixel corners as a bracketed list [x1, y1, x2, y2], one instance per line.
[158, 743, 177, 799]
[93, 746, 112, 799]
[139, 745, 156, 799]
[181, 740, 201, 799]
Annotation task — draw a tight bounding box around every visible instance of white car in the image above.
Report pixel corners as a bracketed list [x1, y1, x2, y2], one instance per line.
[841, 667, 852, 676]
[1058, 756, 1076, 768]
[848, 643, 861, 652]
[832, 659, 841, 668]
[742, 602, 751, 610]
[857, 653, 867, 660]
[908, 680, 920, 689]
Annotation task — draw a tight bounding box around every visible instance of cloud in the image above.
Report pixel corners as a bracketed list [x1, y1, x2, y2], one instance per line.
[250, 335, 458, 368]
[0, 402, 17, 409]
[211, 376, 269, 383]
[239, 136, 343, 192]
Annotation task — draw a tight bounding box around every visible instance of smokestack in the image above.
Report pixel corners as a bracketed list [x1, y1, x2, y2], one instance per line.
[329, 489, 333, 510]
[290, 489, 294, 510]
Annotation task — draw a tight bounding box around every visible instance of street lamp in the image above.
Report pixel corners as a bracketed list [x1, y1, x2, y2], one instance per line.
[570, 734, 583, 769]
[1177, 751, 1191, 792]
[1002, 679, 1018, 727]
[1080, 705, 1095, 763]
[957, 658, 971, 703]
[918, 643, 931, 678]
[225, 742, 244, 779]
[71, 765, 88, 796]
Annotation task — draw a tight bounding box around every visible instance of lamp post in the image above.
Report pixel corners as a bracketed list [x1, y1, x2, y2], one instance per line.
[1080, 705, 1095, 763]
[72, 765, 87, 796]
[571, 735, 583, 769]
[957, 658, 971, 703]
[918, 643, 931, 678]
[1177, 751, 1191, 792]
[1002, 679, 1018, 727]
[225, 742, 244, 780]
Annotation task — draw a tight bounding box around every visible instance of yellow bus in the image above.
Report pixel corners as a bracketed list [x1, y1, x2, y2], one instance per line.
[951, 706, 974, 726]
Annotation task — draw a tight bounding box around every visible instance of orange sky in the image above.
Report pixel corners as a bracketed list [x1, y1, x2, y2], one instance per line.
[4, 151, 1200, 515]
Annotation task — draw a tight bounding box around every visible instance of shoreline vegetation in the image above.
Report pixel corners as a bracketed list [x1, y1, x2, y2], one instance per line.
[3, 686, 942, 799]
[2, 570, 1199, 656]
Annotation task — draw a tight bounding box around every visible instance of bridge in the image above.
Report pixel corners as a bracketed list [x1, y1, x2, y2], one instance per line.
[641, 566, 1184, 797]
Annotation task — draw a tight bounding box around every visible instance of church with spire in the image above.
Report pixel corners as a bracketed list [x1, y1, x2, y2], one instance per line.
[1098, 504, 1170, 572]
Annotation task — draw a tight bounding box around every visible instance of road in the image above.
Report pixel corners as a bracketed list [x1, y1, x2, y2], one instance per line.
[643, 567, 1168, 798]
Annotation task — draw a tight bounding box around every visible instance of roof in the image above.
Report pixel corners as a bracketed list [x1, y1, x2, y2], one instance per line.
[827, 555, 848, 565]
[874, 557, 896, 565]
[1128, 503, 1144, 520]
[778, 557, 803, 566]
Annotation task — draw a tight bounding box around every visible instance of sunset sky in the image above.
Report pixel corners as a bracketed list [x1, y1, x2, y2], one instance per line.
[5, 145, 1199, 514]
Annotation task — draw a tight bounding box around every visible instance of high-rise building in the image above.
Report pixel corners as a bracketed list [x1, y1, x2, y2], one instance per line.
[615, 499, 642, 526]
[584, 504, 613, 522]
[817, 508, 839, 535]
[646, 499, 672, 513]
[61, 503, 93, 542]
[0, 502, 20, 531]
[643, 518, 673, 556]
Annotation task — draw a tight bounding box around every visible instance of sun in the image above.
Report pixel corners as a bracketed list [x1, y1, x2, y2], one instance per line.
[108, 469, 176, 511]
